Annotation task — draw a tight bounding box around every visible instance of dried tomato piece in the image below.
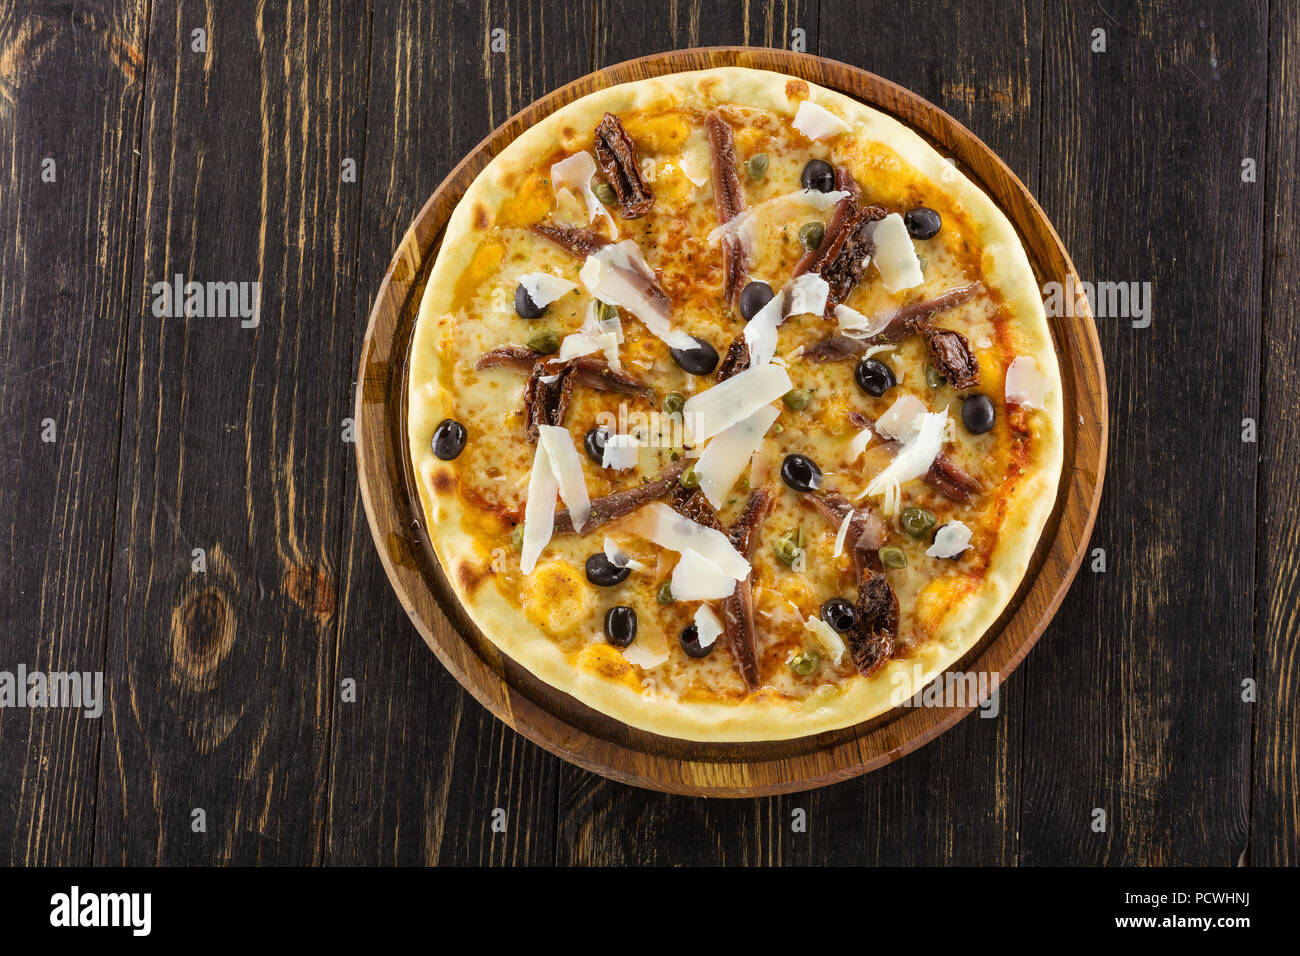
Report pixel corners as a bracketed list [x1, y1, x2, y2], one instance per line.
[594, 112, 654, 218]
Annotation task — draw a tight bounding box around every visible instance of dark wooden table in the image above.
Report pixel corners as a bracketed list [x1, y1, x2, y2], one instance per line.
[1, 0, 1293, 866]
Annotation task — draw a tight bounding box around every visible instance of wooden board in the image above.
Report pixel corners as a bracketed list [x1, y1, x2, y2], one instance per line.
[353, 46, 1107, 797]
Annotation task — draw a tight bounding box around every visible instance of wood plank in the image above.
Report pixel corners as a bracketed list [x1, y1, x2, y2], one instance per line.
[324, 0, 595, 865]
[1253, 0, 1300, 865]
[1019, 0, 1263, 865]
[0, 0, 148, 866]
[92, 0, 369, 865]
[592, 0, 816, 67]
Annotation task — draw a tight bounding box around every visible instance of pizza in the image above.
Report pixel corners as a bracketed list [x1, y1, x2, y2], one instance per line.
[406, 67, 1063, 742]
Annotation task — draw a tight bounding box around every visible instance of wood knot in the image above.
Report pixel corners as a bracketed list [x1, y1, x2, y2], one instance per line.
[170, 588, 236, 687]
[284, 565, 335, 623]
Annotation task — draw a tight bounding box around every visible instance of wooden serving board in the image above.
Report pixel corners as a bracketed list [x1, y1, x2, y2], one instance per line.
[353, 47, 1107, 797]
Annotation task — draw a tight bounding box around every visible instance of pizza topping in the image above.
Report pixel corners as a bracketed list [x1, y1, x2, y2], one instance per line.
[780, 453, 823, 493]
[431, 419, 468, 461]
[922, 453, 983, 503]
[523, 360, 577, 440]
[479, 347, 655, 405]
[1005, 356, 1050, 409]
[792, 184, 887, 312]
[550, 151, 618, 234]
[682, 362, 792, 442]
[849, 423, 875, 459]
[537, 425, 591, 530]
[926, 521, 974, 559]
[875, 394, 929, 441]
[694, 605, 724, 650]
[798, 220, 826, 250]
[669, 335, 721, 376]
[672, 549, 741, 601]
[585, 552, 632, 586]
[792, 101, 851, 141]
[738, 280, 775, 320]
[834, 303, 893, 339]
[669, 482, 722, 528]
[900, 506, 938, 538]
[603, 606, 638, 647]
[741, 273, 829, 367]
[603, 537, 648, 573]
[719, 487, 773, 690]
[744, 152, 769, 180]
[705, 111, 748, 311]
[695, 404, 780, 509]
[516, 272, 578, 313]
[857, 355, 899, 398]
[850, 571, 898, 675]
[870, 212, 925, 293]
[820, 597, 858, 633]
[594, 112, 654, 219]
[904, 206, 942, 239]
[519, 438, 561, 574]
[532, 221, 610, 258]
[579, 240, 696, 351]
[782, 388, 811, 410]
[525, 328, 560, 355]
[707, 188, 848, 262]
[916, 321, 980, 389]
[600, 432, 639, 470]
[804, 617, 846, 666]
[625, 501, 750, 582]
[800, 158, 836, 192]
[789, 650, 821, 675]
[679, 622, 713, 658]
[715, 334, 752, 383]
[554, 459, 687, 534]
[961, 393, 996, 434]
[860, 410, 947, 514]
[515, 284, 546, 319]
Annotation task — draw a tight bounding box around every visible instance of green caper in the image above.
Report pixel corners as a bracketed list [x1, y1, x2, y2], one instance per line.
[925, 364, 945, 389]
[790, 651, 820, 676]
[510, 525, 524, 551]
[663, 391, 685, 415]
[679, 463, 700, 490]
[526, 328, 560, 354]
[880, 546, 908, 569]
[782, 388, 812, 410]
[900, 506, 937, 539]
[594, 182, 617, 204]
[917, 253, 929, 273]
[597, 300, 619, 322]
[774, 534, 801, 566]
[798, 220, 825, 250]
[745, 153, 770, 180]
[657, 581, 674, 604]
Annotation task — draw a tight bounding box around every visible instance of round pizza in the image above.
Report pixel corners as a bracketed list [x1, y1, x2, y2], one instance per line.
[406, 67, 1063, 742]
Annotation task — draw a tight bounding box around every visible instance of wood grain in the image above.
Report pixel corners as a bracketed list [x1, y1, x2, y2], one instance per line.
[0, 0, 148, 867]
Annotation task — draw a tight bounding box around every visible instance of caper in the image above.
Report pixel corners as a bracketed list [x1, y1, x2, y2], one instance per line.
[900, 506, 937, 539]
[880, 546, 908, 569]
[798, 220, 825, 250]
[679, 463, 700, 490]
[774, 534, 801, 566]
[657, 581, 674, 604]
[925, 364, 945, 389]
[594, 182, 616, 204]
[597, 300, 619, 322]
[790, 651, 820, 676]
[510, 525, 524, 551]
[782, 388, 812, 410]
[526, 328, 560, 354]
[745, 153, 769, 180]
[663, 391, 685, 415]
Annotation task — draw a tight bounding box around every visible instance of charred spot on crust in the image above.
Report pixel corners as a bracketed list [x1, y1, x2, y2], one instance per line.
[457, 560, 485, 594]
[785, 79, 810, 100]
[473, 204, 489, 230]
[431, 467, 457, 495]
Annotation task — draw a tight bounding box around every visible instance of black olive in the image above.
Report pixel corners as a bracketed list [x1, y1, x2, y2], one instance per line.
[514, 282, 546, 319]
[854, 357, 896, 397]
[904, 207, 942, 240]
[738, 280, 775, 321]
[670, 336, 720, 376]
[603, 606, 638, 647]
[800, 159, 835, 193]
[583, 426, 609, 464]
[780, 453, 822, 493]
[585, 553, 631, 587]
[961, 393, 996, 435]
[431, 419, 468, 460]
[820, 597, 858, 633]
[680, 623, 713, 659]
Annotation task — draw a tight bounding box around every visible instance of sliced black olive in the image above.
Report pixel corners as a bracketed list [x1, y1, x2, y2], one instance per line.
[820, 597, 858, 633]
[854, 357, 896, 397]
[604, 605, 638, 647]
[431, 419, 468, 460]
[780, 453, 822, 493]
[585, 553, 631, 587]
[514, 282, 546, 319]
[738, 280, 775, 321]
[679, 623, 713, 659]
[904, 207, 942, 240]
[670, 336, 719, 376]
[800, 159, 835, 193]
[961, 393, 996, 435]
[583, 426, 609, 464]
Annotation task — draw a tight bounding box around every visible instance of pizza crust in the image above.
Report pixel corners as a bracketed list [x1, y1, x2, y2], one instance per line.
[407, 67, 1063, 742]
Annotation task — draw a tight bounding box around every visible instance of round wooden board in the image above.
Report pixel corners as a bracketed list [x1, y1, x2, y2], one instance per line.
[354, 47, 1107, 797]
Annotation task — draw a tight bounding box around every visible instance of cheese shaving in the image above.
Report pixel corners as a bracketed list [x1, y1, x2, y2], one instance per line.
[536, 425, 590, 532]
[1005, 356, 1050, 409]
[519, 440, 559, 574]
[682, 362, 791, 443]
[624, 503, 750, 580]
[694, 605, 724, 649]
[859, 410, 948, 514]
[517, 272, 577, 308]
[694, 403, 779, 509]
[579, 241, 696, 351]
[792, 100, 852, 140]
[671, 550, 741, 601]
[804, 616, 846, 665]
[926, 521, 974, 559]
[550, 152, 617, 235]
[871, 213, 924, 293]
[832, 511, 853, 557]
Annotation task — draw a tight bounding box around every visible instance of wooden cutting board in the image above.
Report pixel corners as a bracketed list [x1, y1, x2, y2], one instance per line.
[353, 46, 1107, 797]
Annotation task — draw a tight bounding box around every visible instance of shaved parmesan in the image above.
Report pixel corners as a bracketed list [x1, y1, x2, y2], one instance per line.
[926, 521, 973, 558]
[671, 550, 739, 601]
[804, 616, 846, 665]
[604, 537, 648, 573]
[624, 503, 750, 581]
[678, 148, 709, 187]
[871, 213, 924, 293]
[694, 605, 724, 649]
[557, 332, 599, 362]
[600, 432, 639, 470]
[849, 425, 874, 459]
[579, 241, 695, 351]
[519, 440, 559, 574]
[785, 273, 830, 317]
[875, 394, 930, 442]
[832, 511, 853, 557]
[1005, 356, 1050, 409]
[623, 640, 669, 670]
[695, 404, 780, 509]
[536, 425, 590, 532]
[834, 302, 893, 339]
[551, 152, 616, 234]
[517, 272, 576, 308]
[792, 100, 851, 141]
[860, 411, 948, 514]
[743, 289, 785, 366]
[683, 363, 791, 443]
[707, 189, 847, 260]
